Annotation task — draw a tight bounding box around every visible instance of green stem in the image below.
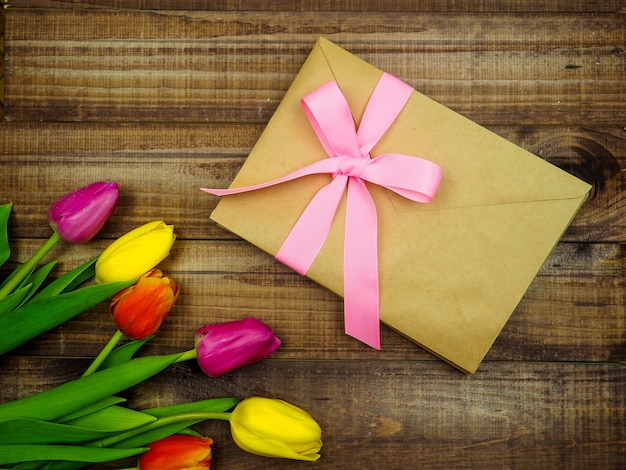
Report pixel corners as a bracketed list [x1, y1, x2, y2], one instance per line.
[82, 329, 124, 377]
[0, 231, 62, 300]
[91, 411, 232, 448]
[175, 348, 197, 363]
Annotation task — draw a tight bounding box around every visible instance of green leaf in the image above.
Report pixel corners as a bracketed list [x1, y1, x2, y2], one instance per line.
[0, 444, 146, 465]
[40, 400, 237, 469]
[0, 262, 33, 293]
[142, 397, 238, 418]
[7, 462, 46, 470]
[59, 260, 97, 295]
[34, 462, 84, 470]
[0, 279, 133, 356]
[39, 463, 86, 470]
[33, 258, 97, 301]
[36, 459, 92, 470]
[98, 337, 153, 371]
[0, 285, 32, 316]
[104, 398, 238, 449]
[0, 353, 183, 422]
[0, 203, 12, 268]
[55, 397, 126, 424]
[0, 418, 118, 445]
[63, 405, 156, 433]
[111, 419, 207, 449]
[176, 427, 204, 437]
[17, 261, 58, 307]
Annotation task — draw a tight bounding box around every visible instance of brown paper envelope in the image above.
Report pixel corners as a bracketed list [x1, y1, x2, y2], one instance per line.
[209, 37, 591, 374]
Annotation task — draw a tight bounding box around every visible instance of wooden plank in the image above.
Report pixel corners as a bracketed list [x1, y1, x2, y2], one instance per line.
[1, 357, 624, 469]
[10, 0, 626, 13]
[4, 10, 626, 124]
[0, 237, 623, 363]
[0, 4, 4, 120]
[1, 122, 624, 242]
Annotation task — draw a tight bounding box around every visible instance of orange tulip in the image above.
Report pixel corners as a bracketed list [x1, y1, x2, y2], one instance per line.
[110, 269, 179, 339]
[138, 434, 213, 470]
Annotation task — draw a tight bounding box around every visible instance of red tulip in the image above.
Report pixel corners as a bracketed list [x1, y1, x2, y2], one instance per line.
[47, 181, 118, 244]
[138, 434, 213, 470]
[110, 269, 179, 339]
[195, 318, 281, 377]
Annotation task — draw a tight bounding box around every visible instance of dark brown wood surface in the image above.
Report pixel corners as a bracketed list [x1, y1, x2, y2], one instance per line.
[1, 1, 625, 468]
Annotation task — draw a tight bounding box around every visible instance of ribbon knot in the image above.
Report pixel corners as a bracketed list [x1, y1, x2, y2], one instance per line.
[203, 72, 442, 349]
[336, 156, 371, 178]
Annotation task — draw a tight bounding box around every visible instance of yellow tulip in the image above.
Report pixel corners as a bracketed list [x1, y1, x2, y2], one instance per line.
[95, 221, 176, 284]
[229, 397, 322, 462]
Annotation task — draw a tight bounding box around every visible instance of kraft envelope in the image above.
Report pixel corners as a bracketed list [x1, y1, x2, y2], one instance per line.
[209, 37, 591, 374]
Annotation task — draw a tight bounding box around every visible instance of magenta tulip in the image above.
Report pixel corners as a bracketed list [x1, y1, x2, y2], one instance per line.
[48, 181, 119, 244]
[195, 318, 281, 377]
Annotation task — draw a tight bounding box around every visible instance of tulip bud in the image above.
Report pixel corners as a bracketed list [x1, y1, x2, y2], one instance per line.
[230, 397, 322, 462]
[95, 220, 176, 284]
[47, 181, 118, 244]
[138, 434, 213, 470]
[195, 318, 281, 378]
[110, 269, 179, 339]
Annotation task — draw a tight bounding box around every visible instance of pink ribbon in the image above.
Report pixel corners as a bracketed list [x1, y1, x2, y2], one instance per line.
[203, 72, 442, 349]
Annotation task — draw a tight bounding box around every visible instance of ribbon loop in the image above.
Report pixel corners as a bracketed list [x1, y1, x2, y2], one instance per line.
[203, 72, 442, 349]
[302, 81, 361, 159]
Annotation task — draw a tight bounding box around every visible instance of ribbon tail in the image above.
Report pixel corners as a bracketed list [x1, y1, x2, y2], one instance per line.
[276, 175, 348, 275]
[201, 158, 344, 197]
[343, 177, 381, 349]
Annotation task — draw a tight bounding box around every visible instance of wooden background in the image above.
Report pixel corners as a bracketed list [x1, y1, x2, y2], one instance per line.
[1, 1, 625, 468]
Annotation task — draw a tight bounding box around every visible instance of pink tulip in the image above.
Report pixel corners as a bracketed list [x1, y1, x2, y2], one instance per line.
[195, 318, 281, 377]
[47, 181, 119, 244]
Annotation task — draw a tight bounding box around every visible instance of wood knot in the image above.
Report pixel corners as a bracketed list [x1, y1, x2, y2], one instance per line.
[530, 134, 621, 200]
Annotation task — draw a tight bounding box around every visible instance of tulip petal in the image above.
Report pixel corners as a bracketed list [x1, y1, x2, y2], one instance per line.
[95, 222, 176, 284]
[138, 435, 212, 470]
[48, 182, 119, 244]
[195, 318, 280, 377]
[104, 221, 171, 256]
[110, 270, 179, 339]
[229, 398, 322, 462]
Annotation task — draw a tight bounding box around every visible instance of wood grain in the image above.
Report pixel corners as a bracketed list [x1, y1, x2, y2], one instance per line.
[9, 0, 626, 13]
[4, 9, 626, 124]
[0, 123, 624, 242]
[1, 2, 625, 469]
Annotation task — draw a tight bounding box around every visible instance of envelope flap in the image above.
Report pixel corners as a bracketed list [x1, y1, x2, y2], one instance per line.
[227, 39, 343, 189]
[316, 37, 592, 211]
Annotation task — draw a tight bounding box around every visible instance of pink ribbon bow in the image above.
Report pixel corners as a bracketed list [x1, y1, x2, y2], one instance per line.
[203, 72, 442, 349]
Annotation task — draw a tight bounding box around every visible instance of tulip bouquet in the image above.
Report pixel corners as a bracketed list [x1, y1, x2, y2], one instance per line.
[0, 183, 323, 468]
